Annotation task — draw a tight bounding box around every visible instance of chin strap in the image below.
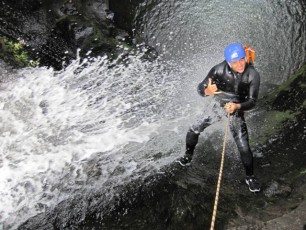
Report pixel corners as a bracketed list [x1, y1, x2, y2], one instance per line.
[210, 113, 230, 230]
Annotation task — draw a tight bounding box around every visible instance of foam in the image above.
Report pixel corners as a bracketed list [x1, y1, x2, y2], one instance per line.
[0, 52, 193, 227]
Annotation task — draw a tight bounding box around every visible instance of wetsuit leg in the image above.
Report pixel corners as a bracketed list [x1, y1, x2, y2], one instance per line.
[229, 112, 254, 176]
[186, 117, 215, 155]
[186, 130, 199, 154]
[185, 103, 224, 156]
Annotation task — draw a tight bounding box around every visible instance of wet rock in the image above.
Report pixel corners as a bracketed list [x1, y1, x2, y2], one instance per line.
[0, 0, 144, 70]
[264, 181, 292, 198]
[39, 100, 48, 114]
[109, 0, 145, 33]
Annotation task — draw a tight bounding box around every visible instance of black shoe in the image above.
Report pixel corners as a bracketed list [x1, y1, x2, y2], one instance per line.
[245, 176, 261, 192]
[176, 154, 192, 166]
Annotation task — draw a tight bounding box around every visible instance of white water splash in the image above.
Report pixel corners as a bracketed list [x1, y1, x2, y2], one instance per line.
[0, 52, 197, 227]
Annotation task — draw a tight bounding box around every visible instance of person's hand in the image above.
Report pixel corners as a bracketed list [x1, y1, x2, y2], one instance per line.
[204, 78, 222, 96]
[224, 102, 241, 114]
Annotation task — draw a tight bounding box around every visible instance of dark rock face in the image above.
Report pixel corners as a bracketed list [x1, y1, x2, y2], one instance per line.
[270, 67, 306, 112]
[109, 0, 145, 33]
[0, 0, 139, 70]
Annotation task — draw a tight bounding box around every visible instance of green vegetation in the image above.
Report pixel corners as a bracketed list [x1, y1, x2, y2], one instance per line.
[0, 35, 39, 68]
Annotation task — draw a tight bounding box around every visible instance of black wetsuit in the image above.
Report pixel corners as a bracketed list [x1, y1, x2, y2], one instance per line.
[186, 60, 260, 176]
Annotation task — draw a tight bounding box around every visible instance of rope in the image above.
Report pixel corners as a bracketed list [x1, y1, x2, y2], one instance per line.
[210, 113, 230, 230]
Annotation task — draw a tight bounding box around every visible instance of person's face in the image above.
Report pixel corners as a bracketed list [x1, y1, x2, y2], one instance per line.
[230, 58, 246, 73]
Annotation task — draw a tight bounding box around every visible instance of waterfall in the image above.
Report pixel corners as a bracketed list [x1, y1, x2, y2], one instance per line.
[0, 51, 198, 227]
[0, 0, 305, 228]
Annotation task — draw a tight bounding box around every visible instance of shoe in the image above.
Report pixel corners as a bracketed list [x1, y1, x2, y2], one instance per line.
[245, 176, 261, 192]
[176, 154, 192, 166]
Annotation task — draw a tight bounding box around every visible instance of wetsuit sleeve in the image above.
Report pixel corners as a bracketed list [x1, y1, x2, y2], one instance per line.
[197, 67, 218, 97]
[240, 71, 260, 111]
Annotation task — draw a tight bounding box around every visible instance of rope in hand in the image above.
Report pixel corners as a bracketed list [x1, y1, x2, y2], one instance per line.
[210, 113, 230, 230]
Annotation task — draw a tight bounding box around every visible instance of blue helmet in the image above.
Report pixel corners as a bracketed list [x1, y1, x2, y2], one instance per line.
[224, 43, 246, 62]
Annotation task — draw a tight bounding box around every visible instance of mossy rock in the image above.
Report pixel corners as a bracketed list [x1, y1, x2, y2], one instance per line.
[262, 63, 306, 112]
[0, 35, 39, 68]
[253, 63, 306, 144]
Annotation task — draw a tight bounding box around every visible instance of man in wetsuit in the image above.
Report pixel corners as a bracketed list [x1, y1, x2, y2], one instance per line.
[177, 43, 261, 192]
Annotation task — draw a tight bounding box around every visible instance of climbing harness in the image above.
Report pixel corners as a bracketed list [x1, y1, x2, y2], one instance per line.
[210, 113, 230, 230]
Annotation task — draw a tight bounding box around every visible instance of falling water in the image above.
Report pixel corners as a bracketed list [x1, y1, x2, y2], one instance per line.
[0, 50, 200, 227]
[0, 0, 305, 228]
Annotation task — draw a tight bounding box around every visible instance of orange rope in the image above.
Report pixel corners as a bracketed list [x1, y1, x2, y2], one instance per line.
[210, 113, 230, 230]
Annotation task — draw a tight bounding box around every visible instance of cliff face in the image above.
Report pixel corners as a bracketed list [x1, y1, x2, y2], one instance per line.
[1, 1, 306, 229]
[225, 63, 306, 229]
[0, 0, 145, 69]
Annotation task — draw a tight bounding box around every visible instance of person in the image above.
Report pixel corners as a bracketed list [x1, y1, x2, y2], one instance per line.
[177, 42, 261, 193]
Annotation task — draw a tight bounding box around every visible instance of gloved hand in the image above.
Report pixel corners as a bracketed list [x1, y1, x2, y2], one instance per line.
[204, 78, 222, 96]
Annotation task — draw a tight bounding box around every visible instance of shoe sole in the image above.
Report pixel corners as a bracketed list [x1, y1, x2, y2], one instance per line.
[245, 179, 261, 193]
[176, 160, 191, 167]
